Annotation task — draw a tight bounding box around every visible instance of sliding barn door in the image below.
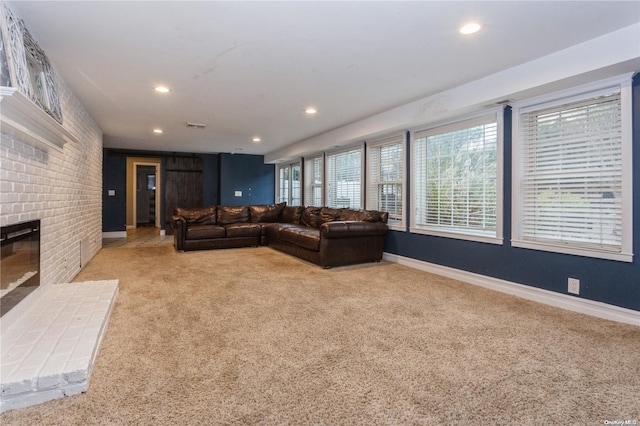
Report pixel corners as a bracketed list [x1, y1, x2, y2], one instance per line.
[165, 156, 203, 227]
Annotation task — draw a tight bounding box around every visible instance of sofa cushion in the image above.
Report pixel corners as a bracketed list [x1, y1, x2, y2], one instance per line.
[281, 206, 303, 224]
[300, 207, 322, 228]
[175, 206, 217, 225]
[320, 207, 341, 224]
[217, 205, 249, 225]
[249, 203, 286, 223]
[224, 223, 262, 238]
[186, 224, 225, 240]
[278, 226, 320, 251]
[338, 209, 381, 223]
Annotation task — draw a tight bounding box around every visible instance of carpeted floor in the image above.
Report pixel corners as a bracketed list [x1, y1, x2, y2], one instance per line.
[2, 245, 639, 425]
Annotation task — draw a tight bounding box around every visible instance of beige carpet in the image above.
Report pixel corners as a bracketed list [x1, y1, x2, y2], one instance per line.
[2, 245, 639, 425]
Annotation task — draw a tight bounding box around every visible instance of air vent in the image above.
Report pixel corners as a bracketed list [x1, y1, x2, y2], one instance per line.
[186, 122, 207, 129]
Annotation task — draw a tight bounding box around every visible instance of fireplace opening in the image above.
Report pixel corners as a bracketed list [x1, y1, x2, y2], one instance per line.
[1, 220, 41, 317]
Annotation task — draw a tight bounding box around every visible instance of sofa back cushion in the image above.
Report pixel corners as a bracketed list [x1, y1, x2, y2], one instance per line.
[320, 207, 341, 224]
[338, 208, 384, 223]
[300, 207, 322, 228]
[249, 202, 286, 223]
[281, 206, 303, 224]
[217, 205, 249, 225]
[174, 206, 217, 225]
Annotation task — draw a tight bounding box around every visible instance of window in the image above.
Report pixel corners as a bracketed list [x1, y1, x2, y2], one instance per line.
[367, 134, 405, 230]
[412, 112, 503, 243]
[304, 154, 324, 207]
[512, 76, 633, 262]
[326, 145, 363, 209]
[276, 162, 301, 206]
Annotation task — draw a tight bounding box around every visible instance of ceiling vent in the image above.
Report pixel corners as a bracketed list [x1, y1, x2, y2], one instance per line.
[186, 122, 207, 129]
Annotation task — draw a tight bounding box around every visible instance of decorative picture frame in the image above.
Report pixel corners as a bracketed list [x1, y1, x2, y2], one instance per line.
[0, 3, 62, 124]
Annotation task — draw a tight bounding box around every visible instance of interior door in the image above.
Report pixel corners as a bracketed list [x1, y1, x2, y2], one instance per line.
[165, 156, 203, 228]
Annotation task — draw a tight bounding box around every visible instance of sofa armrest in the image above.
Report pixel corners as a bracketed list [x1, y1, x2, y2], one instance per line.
[320, 221, 388, 239]
[170, 215, 186, 230]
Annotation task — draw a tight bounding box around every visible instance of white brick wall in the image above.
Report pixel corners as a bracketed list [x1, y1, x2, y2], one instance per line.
[0, 22, 103, 289]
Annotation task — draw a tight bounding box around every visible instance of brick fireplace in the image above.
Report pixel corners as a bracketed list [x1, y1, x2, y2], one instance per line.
[1, 2, 111, 411]
[1, 219, 41, 316]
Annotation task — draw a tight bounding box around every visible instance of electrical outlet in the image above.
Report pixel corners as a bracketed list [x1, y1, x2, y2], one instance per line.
[568, 278, 580, 295]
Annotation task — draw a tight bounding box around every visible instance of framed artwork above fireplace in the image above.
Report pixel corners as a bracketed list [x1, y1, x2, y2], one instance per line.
[0, 2, 62, 124]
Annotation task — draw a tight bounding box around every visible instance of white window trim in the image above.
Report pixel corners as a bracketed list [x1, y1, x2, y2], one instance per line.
[511, 73, 634, 262]
[325, 143, 364, 210]
[366, 133, 407, 231]
[410, 109, 504, 245]
[276, 160, 302, 206]
[303, 153, 324, 207]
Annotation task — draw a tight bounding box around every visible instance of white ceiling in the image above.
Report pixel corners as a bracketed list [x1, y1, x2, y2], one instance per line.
[7, 1, 640, 157]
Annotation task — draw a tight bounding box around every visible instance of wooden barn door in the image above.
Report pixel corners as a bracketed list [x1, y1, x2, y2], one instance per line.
[165, 156, 203, 228]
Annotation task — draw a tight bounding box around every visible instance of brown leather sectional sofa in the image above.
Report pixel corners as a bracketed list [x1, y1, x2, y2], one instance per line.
[170, 203, 388, 268]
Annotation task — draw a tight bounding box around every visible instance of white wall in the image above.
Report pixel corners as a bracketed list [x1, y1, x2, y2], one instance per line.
[0, 37, 103, 290]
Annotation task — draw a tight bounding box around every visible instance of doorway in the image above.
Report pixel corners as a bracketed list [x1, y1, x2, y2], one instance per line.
[132, 161, 161, 230]
[136, 165, 157, 227]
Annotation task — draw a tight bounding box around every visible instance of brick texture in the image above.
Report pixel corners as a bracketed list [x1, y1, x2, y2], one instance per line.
[0, 65, 103, 287]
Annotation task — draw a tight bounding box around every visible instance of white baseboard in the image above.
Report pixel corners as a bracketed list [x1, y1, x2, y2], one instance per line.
[383, 253, 639, 326]
[102, 231, 127, 239]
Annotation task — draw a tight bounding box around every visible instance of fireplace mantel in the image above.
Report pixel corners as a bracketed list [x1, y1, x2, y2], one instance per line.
[0, 87, 77, 152]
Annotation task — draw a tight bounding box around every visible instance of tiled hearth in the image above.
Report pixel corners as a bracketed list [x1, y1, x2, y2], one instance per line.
[0, 280, 118, 412]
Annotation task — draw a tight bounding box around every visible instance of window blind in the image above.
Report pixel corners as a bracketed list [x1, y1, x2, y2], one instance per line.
[326, 146, 363, 209]
[518, 93, 623, 252]
[367, 135, 404, 228]
[413, 116, 498, 238]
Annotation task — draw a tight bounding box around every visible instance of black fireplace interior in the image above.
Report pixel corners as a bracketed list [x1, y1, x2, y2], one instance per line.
[1, 219, 41, 316]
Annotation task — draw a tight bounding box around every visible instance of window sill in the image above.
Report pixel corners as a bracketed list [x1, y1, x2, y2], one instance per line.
[511, 239, 633, 263]
[410, 226, 502, 245]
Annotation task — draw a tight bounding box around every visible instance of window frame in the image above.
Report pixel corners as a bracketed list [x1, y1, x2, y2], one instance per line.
[410, 109, 504, 245]
[511, 74, 633, 262]
[366, 133, 407, 231]
[276, 160, 302, 206]
[303, 154, 324, 207]
[325, 144, 364, 210]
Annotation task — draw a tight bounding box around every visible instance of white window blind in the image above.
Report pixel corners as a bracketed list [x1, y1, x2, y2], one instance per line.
[304, 155, 323, 206]
[326, 146, 363, 209]
[412, 115, 499, 241]
[367, 135, 404, 229]
[516, 91, 626, 256]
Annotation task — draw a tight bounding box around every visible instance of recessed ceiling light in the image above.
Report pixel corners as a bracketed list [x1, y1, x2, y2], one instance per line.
[154, 86, 170, 93]
[252, 137, 261, 143]
[153, 129, 163, 134]
[460, 22, 481, 35]
[305, 107, 317, 114]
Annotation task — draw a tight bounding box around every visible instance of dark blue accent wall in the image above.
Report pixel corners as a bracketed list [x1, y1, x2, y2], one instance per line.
[102, 149, 274, 231]
[219, 153, 275, 205]
[384, 78, 640, 312]
[201, 154, 220, 206]
[102, 149, 127, 232]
